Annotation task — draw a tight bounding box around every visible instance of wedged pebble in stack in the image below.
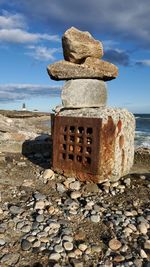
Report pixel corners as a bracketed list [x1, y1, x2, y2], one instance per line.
[47, 27, 118, 108]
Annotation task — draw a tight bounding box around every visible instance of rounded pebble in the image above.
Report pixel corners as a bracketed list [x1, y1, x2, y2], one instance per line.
[34, 200, 45, 210]
[0, 238, 5, 246]
[36, 214, 44, 223]
[49, 253, 61, 261]
[70, 191, 81, 199]
[54, 244, 64, 253]
[69, 181, 81, 191]
[64, 241, 73, 251]
[91, 214, 100, 223]
[109, 239, 122, 251]
[21, 239, 31, 251]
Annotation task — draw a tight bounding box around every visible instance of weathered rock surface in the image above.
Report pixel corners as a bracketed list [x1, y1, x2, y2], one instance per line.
[54, 107, 135, 182]
[62, 27, 103, 63]
[47, 59, 118, 81]
[0, 111, 50, 153]
[61, 79, 107, 108]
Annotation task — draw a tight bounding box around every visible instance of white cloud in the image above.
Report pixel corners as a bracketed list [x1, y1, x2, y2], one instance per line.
[0, 11, 26, 29]
[0, 84, 61, 102]
[0, 11, 60, 43]
[0, 28, 60, 43]
[26, 45, 59, 61]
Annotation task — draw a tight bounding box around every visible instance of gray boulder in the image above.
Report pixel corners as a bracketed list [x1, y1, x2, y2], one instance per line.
[61, 79, 107, 108]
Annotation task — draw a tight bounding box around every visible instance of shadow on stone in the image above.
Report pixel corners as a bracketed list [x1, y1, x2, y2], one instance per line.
[33, 263, 44, 267]
[22, 134, 53, 169]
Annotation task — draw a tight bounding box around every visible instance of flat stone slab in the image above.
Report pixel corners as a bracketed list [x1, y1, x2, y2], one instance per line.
[62, 27, 103, 63]
[47, 59, 118, 81]
[61, 79, 107, 108]
[52, 107, 135, 183]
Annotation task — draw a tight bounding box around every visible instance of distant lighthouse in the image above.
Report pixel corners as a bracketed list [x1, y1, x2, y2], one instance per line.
[22, 103, 27, 111]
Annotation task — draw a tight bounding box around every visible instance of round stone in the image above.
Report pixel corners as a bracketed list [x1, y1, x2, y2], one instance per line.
[78, 243, 87, 252]
[67, 252, 76, 258]
[21, 239, 31, 251]
[0, 239, 5, 246]
[9, 205, 22, 214]
[74, 249, 83, 256]
[32, 240, 41, 248]
[128, 224, 137, 232]
[140, 249, 147, 258]
[62, 235, 73, 242]
[91, 245, 102, 253]
[113, 255, 125, 262]
[69, 181, 81, 191]
[138, 223, 148, 235]
[61, 79, 107, 108]
[144, 240, 150, 250]
[16, 222, 24, 229]
[34, 193, 46, 200]
[64, 241, 73, 251]
[91, 214, 100, 223]
[21, 225, 31, 233]
[43, 169, 54, 179]
[27, 236, 36, 242]
[70, 191, 81, 199]
[34, 200, 45, 210]
[124, 177, 131, 186]
[56, 183, 66, 193]
[36, 214, 44, 223]
[49, 222, 60, 229]
[109, 239, 122, 251]
[49, 253, 61, 261]
[54, 244, 64, 253]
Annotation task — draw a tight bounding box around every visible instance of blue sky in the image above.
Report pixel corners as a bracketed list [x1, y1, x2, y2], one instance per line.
[0, 0, 150, 113]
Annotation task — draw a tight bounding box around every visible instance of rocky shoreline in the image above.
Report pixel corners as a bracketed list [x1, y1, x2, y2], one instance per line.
[0, 110, 150, 266]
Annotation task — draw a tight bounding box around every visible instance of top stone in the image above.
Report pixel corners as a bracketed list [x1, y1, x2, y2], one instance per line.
[62, 27, 103, 63]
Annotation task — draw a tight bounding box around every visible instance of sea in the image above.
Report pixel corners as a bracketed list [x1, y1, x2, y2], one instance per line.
[135, 114, 150, 148]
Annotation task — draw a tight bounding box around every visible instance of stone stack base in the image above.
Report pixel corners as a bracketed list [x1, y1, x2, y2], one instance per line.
[52, 107, 135, 183]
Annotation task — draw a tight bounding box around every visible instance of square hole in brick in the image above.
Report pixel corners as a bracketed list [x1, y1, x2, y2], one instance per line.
[60, 153, 66, 160]
[77, 127, 84, 134]
[70, 136, 75, 142]
[87, 137, 92, 145]
[84, 157, 91, 165]
[64, 135, 67, 142]
[68, 154, 74, 161]
[86, 147, 92, 154]
[76, 155, 82, 162]
[69, 145, 74, 152]
[64, 126, 67, 132]
[77, 137, 83, 144]
[76, 146, 83, 153]
[70, 126, 75, 133]
[87, 128, 93, 135]
[63, 144, 67, 150]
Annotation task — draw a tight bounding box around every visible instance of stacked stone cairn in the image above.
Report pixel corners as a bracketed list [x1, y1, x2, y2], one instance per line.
[47, 27, 135, 183]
